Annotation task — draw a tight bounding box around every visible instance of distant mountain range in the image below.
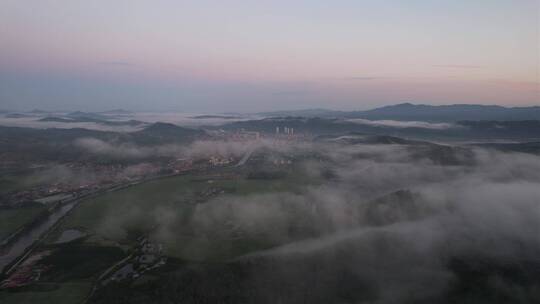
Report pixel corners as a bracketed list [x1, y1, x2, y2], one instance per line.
[257, 108, 337, 118]
[3, 104, 538, 122]
[259, 103, 540, 122]
[223, 117, 540, 141]
[39, 116, 144, 126]
[0, 122, 204, 162]
[98, 109, 133, 115]
[190, 115, 242, 120]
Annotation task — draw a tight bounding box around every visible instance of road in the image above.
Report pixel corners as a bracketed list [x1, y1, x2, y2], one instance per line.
[236, 147, 255, 166]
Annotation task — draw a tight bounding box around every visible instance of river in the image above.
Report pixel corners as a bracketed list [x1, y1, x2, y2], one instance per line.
[0, 201, 78, 274]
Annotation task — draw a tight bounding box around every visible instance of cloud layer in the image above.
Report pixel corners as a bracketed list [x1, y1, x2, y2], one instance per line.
[78, 138, 540, 302]
[347, 118, 457, 129]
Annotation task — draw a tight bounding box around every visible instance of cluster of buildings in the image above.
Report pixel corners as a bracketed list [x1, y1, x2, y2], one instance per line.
[274, 126, 312, 141]
[272, 158, 293, 166]
[208, 156, 234, 166]
[170, 155, 240, 171]
[166, 158, 193, 174]
[195, 186, 226, 203]
[211, 129, 260, 141]
[237, 130, 260, 140]
[209, 127, 310, 142]
[1, 162, 172, 208]
[104, 238, 166, 284]
[1, 185, 63, 207]
[276, 126, 294, 135]
[0, 250, 51, 289]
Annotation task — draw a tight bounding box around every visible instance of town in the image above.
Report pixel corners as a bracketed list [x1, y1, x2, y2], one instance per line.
[0, 126, 307, 289]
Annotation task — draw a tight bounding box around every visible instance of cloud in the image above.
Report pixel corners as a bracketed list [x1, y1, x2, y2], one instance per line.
[226, 147, 540, 303]
[0, 116, 144, 132]
[346, 118, 457, 129]
[73, 137, 301, 160]
[74, 137, 154, 158]
[72, 138, 169, 159]
[79, 138, 540, 303]
[25, 163, 162, 188]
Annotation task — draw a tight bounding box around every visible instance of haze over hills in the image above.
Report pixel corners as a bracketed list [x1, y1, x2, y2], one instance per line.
[1, 1, 539, 302]
[258, 103, 540, 122]
[2, 106, 540, 303]
[2, 103, 540, 142]
[223, 117, 540, 141]
[98, 109, 133, 115]
[3, 103, 539, 123]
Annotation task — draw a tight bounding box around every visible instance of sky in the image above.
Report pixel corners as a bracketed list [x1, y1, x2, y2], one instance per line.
[0, 0, 538, 112]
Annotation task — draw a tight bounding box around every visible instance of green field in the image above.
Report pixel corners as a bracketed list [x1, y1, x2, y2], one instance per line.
[0, 173, 34, 195]
[0, 242, 125, 304]
[54, 166, 317, 261]
[0, 203, 46, 241]
[0, 168, 60, 195]
[0, 281, 92, 304]
[0, 164, 321, 303]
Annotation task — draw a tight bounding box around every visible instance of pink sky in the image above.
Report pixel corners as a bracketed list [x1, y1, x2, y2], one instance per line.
[0, 0, 538, 111]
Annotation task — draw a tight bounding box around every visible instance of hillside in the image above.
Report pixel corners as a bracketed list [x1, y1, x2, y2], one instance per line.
[223, 117, 540, 141]
[258, 103, 540, 122]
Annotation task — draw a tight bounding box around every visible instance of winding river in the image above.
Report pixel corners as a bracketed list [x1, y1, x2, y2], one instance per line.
[0, 201, 78, 274]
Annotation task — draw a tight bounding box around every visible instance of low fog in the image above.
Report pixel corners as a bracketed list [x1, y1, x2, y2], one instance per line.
[0, 112, 255, 132]
[347, 118, 457, 130]
[82, 138, 540, 303]
[26, 163, 163, 188]
[74, 137, 310, 160]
